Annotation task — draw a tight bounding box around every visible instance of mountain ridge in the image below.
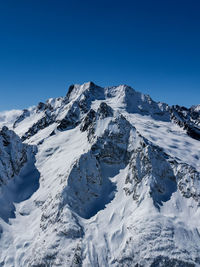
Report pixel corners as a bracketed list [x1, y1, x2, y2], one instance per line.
[0, 82, 199, 266]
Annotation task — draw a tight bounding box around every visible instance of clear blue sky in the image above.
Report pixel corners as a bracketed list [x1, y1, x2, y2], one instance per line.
[0, 0, 199, 111]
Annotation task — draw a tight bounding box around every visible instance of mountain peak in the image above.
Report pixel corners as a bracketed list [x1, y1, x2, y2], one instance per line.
[66, 81, 101, 99]
[0, 81, 200, 266]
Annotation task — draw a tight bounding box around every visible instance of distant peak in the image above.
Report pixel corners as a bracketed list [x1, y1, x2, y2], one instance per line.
[83, 81, 96, 88]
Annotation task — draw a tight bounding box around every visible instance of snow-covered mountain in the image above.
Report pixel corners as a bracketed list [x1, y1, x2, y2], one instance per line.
[0, 82, 200, 266]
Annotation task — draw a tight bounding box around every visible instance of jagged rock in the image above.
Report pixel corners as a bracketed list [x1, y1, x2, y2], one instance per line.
[97, 102, 113, 119]
[13, 109, 30, 128]
[0, 82, 200, 267]
[80, 109, 96, 132]
[57, 104, 80, 131]
[170, 105, 200, 140]
[124, 139, 177, 207]
[22, 111, 55, 141]
[66, 84, 76, 98]
[37, 102, 47, 111]
[0, 126, 28, 185]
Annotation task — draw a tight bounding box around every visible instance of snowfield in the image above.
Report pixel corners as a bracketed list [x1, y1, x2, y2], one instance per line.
[0, 82, 200, 266]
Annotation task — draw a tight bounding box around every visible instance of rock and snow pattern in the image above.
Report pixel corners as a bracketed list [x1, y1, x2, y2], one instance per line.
[0, 81, 200, 266]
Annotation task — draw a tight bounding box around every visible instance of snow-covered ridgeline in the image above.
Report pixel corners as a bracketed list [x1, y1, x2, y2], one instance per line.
[0, 82, 199, 266]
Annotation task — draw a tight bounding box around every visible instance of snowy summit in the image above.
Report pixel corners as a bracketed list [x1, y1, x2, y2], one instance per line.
[0, 82, 200, 266]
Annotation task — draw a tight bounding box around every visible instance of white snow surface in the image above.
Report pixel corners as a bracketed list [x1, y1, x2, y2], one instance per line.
[0, 110, 22, 128]
[0, 82, 200, 266]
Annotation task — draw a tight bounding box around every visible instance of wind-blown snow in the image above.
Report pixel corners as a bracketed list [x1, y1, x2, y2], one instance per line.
[0, 110, 22, 128]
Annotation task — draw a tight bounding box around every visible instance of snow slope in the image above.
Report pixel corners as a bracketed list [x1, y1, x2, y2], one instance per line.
[0, 110, 22, 129]
[0, 82, 200, 266]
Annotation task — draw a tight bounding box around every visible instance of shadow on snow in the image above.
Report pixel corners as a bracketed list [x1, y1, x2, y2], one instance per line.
[0, 154, 40, 223]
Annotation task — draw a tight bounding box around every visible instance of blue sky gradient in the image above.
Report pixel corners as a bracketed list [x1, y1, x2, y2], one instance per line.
[0, 0, 200, 110]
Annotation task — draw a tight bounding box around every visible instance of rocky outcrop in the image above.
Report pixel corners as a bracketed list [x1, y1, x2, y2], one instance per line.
[170, 105, 200, 140]
[80, 109, 96, 132]
[124, 134, 200, 208]
[125, 140, 177, 206]
[58, 82, 105, 131]
[0, 126, 28, 185]
[13, 109, 30, 128]
[57, 102, 81, 131]
[12, 82, 173, 141]
[21, 111, 55, 141]
[0, 82, 199, 267]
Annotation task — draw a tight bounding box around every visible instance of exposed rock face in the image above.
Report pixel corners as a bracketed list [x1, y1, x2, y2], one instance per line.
[12, 82, 200, 144]
[66, 114, 135, 219]
[174, 163, 200, 202]
[125, 141, 177, 205]
[80, 109, 96, 132]
[12, 82, 171, 142]
[13, 109, 30, 128]
[57, 102, 81, 131]
[97, 102, 113, 119]
[0, 126, 28, 185]
[21, 111, 55, 141]
[170, 105, 200, 140]
[0, 82, 200, 267]
[90, 115, 134, 164]
[125, 138, 200, 207]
